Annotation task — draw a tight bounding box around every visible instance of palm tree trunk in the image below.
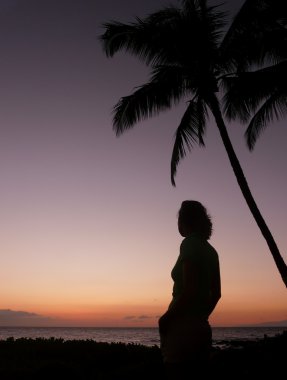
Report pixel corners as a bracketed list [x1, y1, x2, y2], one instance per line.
[208, 92, 287, 288]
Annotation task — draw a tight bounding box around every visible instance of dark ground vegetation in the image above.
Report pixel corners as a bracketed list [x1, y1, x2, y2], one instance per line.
[0, 331, 286, 379]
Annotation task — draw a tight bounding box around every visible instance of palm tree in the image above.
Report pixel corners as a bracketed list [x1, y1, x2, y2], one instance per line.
[100, 0, 287, 287]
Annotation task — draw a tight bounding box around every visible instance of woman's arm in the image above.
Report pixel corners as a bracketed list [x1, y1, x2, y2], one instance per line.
[159, 259, 198, 334]
[206, 260, 221, 317]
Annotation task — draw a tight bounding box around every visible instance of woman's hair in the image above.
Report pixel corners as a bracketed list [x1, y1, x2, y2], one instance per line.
[178, 200, 213, 240]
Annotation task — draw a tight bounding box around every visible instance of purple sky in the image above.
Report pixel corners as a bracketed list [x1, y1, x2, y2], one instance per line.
[0, 0, 286, 327]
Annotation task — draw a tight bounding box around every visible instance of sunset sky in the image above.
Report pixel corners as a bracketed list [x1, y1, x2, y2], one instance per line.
[0, 0, 286, 328]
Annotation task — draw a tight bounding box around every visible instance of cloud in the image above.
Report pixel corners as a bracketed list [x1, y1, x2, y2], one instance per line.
[0, 309, 52, 326]
[123, 315, 153, 321]
[138, 315, 152, 319]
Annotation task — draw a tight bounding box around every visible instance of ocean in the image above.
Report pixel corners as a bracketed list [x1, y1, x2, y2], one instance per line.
[0, 326, 286, 348]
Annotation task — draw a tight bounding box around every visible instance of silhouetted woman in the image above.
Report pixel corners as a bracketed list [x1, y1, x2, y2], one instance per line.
[159, 200, 221, 378]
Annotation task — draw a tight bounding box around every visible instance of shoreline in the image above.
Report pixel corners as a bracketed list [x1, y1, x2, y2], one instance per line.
[1, 325, 286, 341]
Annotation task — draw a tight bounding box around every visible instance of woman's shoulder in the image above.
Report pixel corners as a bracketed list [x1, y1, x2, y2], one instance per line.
[181, 233, 205, 247]
[181, 234, 218, 261]
[180, 235, 204, 260]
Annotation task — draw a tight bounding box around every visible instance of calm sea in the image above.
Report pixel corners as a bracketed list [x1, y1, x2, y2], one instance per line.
[0, 326, 286, 348]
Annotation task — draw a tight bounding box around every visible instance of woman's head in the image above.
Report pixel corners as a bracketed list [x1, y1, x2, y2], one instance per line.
[178, 200, 213, 240]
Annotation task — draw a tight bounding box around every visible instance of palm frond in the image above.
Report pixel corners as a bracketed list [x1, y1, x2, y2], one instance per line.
[100, 7, 182, 66]
[221, 0, 287, 72]
[101, 1, 225, 68]
[223, 61, 287, 122]
[171, 98, 207, 186]
[245, 92, 287, 150]
[196, 99, 208, 146]
[182, 0, 226, 52]
[113, 65, 190, 135]
[222, 75, 256, 123]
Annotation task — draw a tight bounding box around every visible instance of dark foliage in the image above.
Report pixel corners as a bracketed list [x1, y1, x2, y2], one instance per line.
[0, 337, 163, 379]
[0, 332, 286, 379]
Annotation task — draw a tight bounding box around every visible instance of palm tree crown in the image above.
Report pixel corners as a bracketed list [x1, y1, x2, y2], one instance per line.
[101, 0, 227, 184]
[100, 0, 287, 287]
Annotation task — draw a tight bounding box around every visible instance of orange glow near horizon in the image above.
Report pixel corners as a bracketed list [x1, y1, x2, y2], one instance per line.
[2, 289, 287, 327]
